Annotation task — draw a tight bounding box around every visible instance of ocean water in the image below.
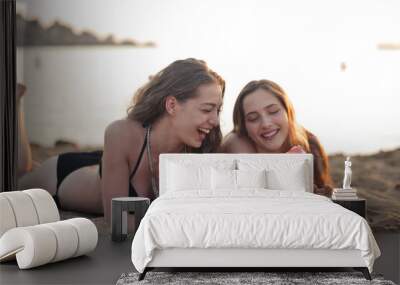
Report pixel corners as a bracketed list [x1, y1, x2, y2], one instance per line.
[17, 47, 400, 155]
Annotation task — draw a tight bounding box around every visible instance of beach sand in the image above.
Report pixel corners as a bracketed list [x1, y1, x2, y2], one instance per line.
[29, 142, 400, 232]
[330, 150, 400, 232]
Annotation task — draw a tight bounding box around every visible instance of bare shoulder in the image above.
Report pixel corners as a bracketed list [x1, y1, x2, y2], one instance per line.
[105, 119, 143, 139]
[104, 119, 145, 157]
[220, 132, 256, 153]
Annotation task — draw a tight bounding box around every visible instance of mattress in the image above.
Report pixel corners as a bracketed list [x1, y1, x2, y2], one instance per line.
[131, 190, 380, 273]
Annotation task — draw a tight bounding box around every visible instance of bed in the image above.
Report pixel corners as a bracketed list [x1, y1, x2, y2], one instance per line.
[131, 154, 380, 280]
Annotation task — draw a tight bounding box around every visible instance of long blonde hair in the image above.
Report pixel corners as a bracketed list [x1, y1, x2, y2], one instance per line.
[233, 79, 310, 152]
[232, 79, 333, 190]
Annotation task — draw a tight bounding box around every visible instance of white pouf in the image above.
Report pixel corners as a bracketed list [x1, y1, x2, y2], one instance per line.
[0, 189, 98, 269]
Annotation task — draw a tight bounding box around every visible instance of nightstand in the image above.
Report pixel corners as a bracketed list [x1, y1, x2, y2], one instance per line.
[111, 197, 150, 242]
[332, 198, 366, 218]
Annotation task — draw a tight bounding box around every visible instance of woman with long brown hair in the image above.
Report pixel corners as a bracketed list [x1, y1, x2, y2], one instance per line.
[221, 79, 333, 196]
[18, 58, 225, 223]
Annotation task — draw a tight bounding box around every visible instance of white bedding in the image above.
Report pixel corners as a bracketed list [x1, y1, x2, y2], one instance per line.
[131, 190, 380, 273]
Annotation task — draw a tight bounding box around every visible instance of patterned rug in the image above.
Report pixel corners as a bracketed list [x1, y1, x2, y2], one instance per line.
[116, 271, 396, 285]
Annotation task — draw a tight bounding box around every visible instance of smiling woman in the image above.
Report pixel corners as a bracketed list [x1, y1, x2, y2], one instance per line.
[17, 58, 225, 223]
[221, 79, 333, 196]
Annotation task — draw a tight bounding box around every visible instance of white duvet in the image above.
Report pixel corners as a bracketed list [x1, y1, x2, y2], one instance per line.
[131, 190, 380, 273]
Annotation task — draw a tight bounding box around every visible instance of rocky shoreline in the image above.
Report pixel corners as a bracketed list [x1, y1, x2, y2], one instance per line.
[29, 142, 400, 232]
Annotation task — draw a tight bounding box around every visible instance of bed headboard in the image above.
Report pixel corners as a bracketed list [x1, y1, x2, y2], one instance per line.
[159, 153, 314, 195]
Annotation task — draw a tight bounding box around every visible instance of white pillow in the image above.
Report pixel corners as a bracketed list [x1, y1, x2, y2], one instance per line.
[238, 159, 308, 192]
[266, 162, 307, 191]
[236, 169, 267, 189]
[167, 162, 211, 192]
[211, 168, 268, 191]
[211, 168, 237, 190]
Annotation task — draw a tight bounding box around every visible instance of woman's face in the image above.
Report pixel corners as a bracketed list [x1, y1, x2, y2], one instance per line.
[174, 82, 223, 148]
[242, 88, 289, 153]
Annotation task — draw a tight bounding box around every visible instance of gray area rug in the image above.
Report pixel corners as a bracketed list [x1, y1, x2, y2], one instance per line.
[116, 271, 396, 285]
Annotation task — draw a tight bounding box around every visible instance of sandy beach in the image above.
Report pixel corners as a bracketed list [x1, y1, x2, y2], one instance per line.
[330, 150, 400, 232]
[29, 142, 400, 232]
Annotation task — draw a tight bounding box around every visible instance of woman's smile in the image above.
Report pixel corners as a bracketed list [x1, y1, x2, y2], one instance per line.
[243, 89, 289, 152]
[260, 128, 280, 140]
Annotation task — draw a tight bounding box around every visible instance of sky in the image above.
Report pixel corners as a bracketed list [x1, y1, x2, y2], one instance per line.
[16, 0, 400, 154]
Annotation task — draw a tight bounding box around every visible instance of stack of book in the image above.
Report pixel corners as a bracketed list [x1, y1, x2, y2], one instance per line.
[332, 188, 358, 200]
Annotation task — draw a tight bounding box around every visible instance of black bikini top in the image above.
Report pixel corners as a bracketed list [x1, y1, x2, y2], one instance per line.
[99, 127, 148, 197]
[127, 130, 148, 197]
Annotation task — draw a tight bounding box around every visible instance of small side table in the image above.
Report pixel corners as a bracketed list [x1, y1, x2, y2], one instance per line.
[111, 197, 150, 242]
[332, 198, 366, 218]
